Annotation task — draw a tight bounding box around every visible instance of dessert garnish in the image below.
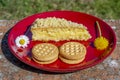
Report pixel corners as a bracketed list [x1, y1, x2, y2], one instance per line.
[94, 21, 109, 50]
[15, 35, 30, 48]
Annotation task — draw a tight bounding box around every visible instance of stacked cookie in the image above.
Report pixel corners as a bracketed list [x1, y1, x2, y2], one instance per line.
[32, 43, 59, 64]
[59, 42, 86, 64]
[32, 42, 86, 64]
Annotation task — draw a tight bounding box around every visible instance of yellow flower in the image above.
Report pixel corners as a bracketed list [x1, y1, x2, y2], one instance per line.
[94, 36, 109, 50]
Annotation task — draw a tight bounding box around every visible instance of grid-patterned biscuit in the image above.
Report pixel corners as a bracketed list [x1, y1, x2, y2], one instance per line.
[59, 42, 86, 60]
[59, 42, 86, 64]
[32, 43, 59, 64]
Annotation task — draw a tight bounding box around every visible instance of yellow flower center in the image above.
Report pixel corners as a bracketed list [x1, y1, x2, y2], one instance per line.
[19, 39, 25, 45]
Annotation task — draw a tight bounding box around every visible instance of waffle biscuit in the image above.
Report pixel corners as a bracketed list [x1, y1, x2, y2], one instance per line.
[59, 42, 86, 60]
[32, 43, 59, 64]
[59, 42, 86, 64]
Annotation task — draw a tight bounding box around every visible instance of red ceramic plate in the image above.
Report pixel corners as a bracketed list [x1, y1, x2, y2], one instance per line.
[8, 11, 116, 73]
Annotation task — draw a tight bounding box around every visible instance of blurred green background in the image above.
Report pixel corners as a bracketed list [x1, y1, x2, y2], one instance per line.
[0, 0, 120, 20]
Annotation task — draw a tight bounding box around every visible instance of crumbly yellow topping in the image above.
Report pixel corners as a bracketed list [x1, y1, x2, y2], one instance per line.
[31, 17, 87, 29]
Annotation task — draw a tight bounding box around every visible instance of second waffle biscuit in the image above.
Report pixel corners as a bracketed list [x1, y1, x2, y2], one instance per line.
[59, 42, 86, 64]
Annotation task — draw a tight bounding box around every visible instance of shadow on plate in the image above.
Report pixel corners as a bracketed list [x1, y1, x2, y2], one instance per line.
[1, 29, 67, 74]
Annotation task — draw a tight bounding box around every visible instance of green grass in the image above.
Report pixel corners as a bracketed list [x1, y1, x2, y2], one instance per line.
[0, 0, 120, 20]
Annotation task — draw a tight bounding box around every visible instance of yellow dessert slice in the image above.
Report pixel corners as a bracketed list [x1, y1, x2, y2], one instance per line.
[31, 17, 92, 41]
